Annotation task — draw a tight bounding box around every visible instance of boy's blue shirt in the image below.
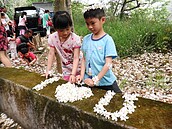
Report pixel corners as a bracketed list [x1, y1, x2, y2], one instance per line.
[81, 33, 118, 86]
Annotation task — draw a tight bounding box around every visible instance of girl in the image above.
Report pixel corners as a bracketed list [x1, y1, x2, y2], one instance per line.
[18, 12, 27, 35]
[46, 11, 82, 83]
[76, 5, 122, 93]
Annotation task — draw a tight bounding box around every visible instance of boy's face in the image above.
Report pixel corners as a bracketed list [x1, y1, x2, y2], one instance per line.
[57, 26, 71, 39]
[85, 17, 105, 35]
[24, 53, 29, 56]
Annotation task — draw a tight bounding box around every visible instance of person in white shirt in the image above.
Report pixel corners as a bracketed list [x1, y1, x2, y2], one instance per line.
[1, 6, 13, 33]
[18, 12, 27, 35]
[1, 12, 10, 31]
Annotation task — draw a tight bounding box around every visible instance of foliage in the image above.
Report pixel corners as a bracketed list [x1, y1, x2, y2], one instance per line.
[72, 0, 172, 58]
[1, 0, 172, 58]
[71, 1, 90, 35]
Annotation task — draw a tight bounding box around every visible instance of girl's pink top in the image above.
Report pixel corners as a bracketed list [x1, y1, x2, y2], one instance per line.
[48, 32, 82, 78]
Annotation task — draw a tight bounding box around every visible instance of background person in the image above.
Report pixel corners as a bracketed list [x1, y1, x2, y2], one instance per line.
[1, 6, 13, 34]
[0, 14, 12, 67]
[42, 10, 51, 37]
[1, 12, 11, 37]
[17, 45, 37, 66]
[16, 29, 35, 50]
[18, 12, 27, 35]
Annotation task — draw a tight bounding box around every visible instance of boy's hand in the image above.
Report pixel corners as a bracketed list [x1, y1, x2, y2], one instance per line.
[84, 78, 94, 87]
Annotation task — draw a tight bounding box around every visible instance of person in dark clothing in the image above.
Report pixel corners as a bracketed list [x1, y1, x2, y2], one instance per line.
[16, 29, 35, 50]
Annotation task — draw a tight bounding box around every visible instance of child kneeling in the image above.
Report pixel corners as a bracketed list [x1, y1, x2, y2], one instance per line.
[18, 47, 37, 66]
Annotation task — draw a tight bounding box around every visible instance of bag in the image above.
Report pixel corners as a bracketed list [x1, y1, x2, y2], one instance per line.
[47, 20, 53, 26]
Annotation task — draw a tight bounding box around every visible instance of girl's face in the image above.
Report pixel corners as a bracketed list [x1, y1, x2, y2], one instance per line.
[85, 17, 105, 35]
[57, 26, 71, 39]
[1, 15, 5, 19]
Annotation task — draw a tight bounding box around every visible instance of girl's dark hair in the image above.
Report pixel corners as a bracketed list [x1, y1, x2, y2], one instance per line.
[1, 12, 5, 17]
[53, 11, 72, 29]
[84, 8, 105, 19]
[21, 12, 27, 18]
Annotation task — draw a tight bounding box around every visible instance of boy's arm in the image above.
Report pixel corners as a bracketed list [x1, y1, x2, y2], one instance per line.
[84, 57, 113, 87]
[29, 53, 37, 66]
[96, 56, 113, 81]
[80, 56, 86, 79]
[29, 58, 37, 66]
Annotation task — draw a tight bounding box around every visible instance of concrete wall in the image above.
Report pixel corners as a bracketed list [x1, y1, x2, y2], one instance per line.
[0, 78, 129, 129]
[0, 67, 172, 129]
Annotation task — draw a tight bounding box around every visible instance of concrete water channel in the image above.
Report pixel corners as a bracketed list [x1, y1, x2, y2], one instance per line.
[0, 68, 172, 129]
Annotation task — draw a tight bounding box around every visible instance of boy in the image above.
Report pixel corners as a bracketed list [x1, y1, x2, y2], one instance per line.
[18, 47, 37, 66]
[77, 4, 122, 93]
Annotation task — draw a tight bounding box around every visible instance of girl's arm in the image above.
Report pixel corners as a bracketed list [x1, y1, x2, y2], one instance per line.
[71, 48, 80, 75]
[46, 47, 55, 78]
[76, 55, 86, 83]
[69, 48, 80, 83]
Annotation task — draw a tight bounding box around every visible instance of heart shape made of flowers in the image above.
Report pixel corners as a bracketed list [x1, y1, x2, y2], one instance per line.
[55, 82, 94, 103]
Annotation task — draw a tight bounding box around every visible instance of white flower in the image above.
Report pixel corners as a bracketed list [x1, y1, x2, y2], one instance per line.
[55, 82, 93, 103]
[32, 76, 60, 91]
[82, 3, 104, 13]
[93, 91, 138, 121]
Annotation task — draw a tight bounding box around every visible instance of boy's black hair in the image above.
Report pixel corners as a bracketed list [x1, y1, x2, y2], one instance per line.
[25, 29, 32, 34]
[17, 42, 28, 52]
[84, 8, 105, 19]
[20, 47, 28, 54]
[53, 11, 72, 29]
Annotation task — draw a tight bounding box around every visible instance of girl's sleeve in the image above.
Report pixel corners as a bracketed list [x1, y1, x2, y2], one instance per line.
[73, 34, 81, 49]
[48, 34, 55, 48]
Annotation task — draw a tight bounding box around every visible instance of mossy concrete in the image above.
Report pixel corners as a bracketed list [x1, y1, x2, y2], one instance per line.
[0, 67, 172, 129]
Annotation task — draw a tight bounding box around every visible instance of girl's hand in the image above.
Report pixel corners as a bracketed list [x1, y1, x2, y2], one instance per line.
[69, 74, 76, 84]
[45, 71, 49, 79]
[84, 78, 94, 87]
[76, 75, 82, 84]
